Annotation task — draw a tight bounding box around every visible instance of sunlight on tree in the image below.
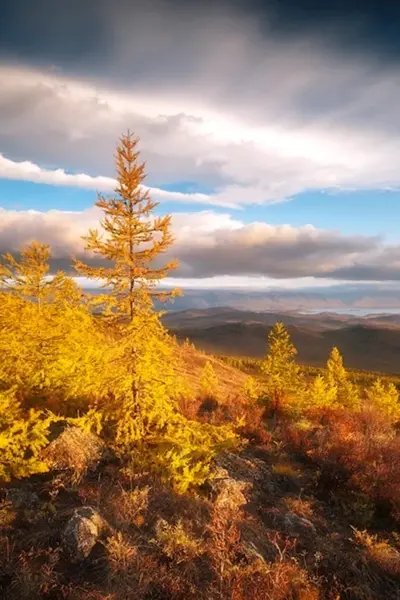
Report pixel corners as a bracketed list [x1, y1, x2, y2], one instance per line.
[303, 374, 338, 411]
[243, 376, 261, 403]
[74, 132, 180, 318]
[261, 322, 301, 414]
[200, 361, 219, 399]
[366, 378, 400, 421]
[326, 347, 360, 410]
[0, 388, 51, 482]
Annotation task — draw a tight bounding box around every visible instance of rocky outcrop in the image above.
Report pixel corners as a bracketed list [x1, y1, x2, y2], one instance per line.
[282, 512, 316, 536]
[210, 451, 276, 502]
[5, 488, 40, 509]
[41, 423, 105, 477]
[61, 506, 108, 561]
[209, 467, 249, 512]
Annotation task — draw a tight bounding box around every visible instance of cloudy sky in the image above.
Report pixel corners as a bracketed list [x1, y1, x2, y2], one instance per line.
[1, 0, 400, 290]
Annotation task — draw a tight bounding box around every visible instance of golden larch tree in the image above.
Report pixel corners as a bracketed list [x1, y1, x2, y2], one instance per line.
[200, 361, 219, 399]
[0, 241, 74, 308]
[74, 132, 185, 449]
[261, 322, 300, 415]
[75, 132, 180, 319]
[0, 242, 104, 410]
[366, 378, 400, 421]
[326, 347, 360, 410]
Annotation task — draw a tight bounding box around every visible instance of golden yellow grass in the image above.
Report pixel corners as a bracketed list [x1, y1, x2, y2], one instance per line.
[177, 344, 249, 402]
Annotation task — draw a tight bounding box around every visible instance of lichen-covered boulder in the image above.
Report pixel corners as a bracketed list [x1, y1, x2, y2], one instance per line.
[61, 506, 107, 561]
[5, 488, 40, 509]
[282, 512, 316, 536]
[41, 423, 105, 478]
[208, 466, 249, 513]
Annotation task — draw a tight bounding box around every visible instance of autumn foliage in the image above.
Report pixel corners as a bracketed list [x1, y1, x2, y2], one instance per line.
[0, 132, 238, 492]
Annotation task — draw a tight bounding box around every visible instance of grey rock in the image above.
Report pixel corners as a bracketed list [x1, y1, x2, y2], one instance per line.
[282, 512, 316, 536]
[209, 466, 249, 512]
[214, 452, 271, 486]
[6, 488, 40, 509]
[62, 506, 107, 561]
[239, 521, 278, 563]
[213, 451, 276, 498]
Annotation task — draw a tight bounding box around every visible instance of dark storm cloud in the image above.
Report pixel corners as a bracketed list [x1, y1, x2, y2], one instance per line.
[173, 224, 383, 279]
[327, 246, 400, 281]
[256, 0, 400, 58]
[0, 0, 105, 65]
[2, 0, 400, 71]
[3, 0, 400, 202]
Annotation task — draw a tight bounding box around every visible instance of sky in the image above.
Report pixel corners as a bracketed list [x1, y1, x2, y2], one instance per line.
[1, 0, 400, 290]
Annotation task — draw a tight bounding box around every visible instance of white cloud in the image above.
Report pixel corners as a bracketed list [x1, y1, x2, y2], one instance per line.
[2, 59, 400, 207]
[0, 153, 116, 191]
[0, 153, 219, 206]
[159, 275, 346, 290]
[0, 206, 397, 283]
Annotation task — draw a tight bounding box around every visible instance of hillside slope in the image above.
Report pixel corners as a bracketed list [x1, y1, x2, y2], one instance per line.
[171, 321, 400, 373]
[177, 342, 249, 399]
[2, 406, 399, 600]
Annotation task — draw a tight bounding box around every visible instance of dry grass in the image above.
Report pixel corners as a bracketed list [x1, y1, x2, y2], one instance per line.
[285, 406, 400, 522]
[108, 486, 149, 531]
[154, 518, 205, 564]
[353, 529, 400, 578]
[272, 463, 301, 478]
[0, 502, 16, 531]
[230, 559, 320, 600]
[7, 547, 61, 599]
[284, 497, 314, 520]
[177, 345, 269, 448]
[105, 531, 137, 574]
[177, 344, 249, 402]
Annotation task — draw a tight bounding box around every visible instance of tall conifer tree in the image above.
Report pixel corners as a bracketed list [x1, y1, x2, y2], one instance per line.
[326, 347, 360, 410]
[261, 322, 300, 416]
[75, 132, 182, 440]
[75, 132, 179, 319]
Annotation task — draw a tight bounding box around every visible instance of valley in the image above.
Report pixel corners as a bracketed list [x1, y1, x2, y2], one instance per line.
[164, 307, 400, 373]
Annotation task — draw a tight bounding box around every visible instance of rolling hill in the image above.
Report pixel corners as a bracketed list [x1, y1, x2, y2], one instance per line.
[163, 308, 400, 373]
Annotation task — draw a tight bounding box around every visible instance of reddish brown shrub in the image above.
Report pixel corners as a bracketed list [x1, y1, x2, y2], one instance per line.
[230, 559, 320, 600]
[285, 407, 400, 521]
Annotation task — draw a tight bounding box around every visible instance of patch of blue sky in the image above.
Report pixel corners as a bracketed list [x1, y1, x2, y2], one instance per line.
[0, 179, 96, 211]
[245, 189, 400, 241]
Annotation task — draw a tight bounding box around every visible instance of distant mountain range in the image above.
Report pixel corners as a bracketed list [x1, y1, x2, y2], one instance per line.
[162, 306, 400, 374]
[85, 284, 400, 312]
[83, 285, 400, 372]
[158, 286, 400, 312]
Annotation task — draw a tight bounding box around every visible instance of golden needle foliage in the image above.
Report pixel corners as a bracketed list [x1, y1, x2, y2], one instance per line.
[0, 388, 51, 481]
[0, 132, 239, 491]
[73, 133, 191, 456]
[200, 361, 219, 399]
[259, 324, 381, 417]
[366, 378, 400, 421]
[0, 242, 108, 412]
[261, 322, 301, 413]
[2, 132, 397, 496]
[326, 347, 360, 410]
[74, 132, 180, 318]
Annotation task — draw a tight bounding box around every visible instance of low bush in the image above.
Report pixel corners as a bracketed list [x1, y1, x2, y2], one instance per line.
[285, 407, 400, 521]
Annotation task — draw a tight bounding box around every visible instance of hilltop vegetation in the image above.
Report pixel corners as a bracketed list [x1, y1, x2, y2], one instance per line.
[1, 133, 399, 600]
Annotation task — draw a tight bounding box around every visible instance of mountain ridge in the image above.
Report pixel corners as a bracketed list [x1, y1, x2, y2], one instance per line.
[163, 307, 400, 373]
